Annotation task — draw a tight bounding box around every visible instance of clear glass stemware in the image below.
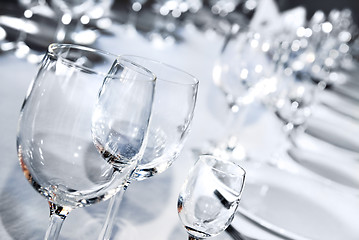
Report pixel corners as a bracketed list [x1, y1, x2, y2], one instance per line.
[211, 31, 275, 161]
[97, 55, 199, 240]
[16, 43, 156, 240]
[177, 154, 246, 239]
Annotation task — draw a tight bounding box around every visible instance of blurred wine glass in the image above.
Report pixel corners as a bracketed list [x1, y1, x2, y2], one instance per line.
[211, 30, 275, 161]
[97, 55, 199, 240]
[177, 154, 246, 239]
[265, 13, 359, 188]
[17, 43, 156, 240]
[263, 31, 313, 127]
[265, 10, 357, 135]
[269, 73, 317, 135]
[137, 0, 203, 45]
[306, 9, 357, 87]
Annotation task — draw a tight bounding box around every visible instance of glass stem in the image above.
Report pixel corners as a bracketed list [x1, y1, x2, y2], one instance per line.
[44, 202, 71, 240]
[270, 122, 301, 165]
[98, 185, 127, 240]
[221, 102, 250, 152]
[226, 103, 250, 132]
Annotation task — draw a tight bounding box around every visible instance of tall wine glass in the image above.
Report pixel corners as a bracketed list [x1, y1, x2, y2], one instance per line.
[262, 33, 320, 165]
[177, 155, 246, 239]
[211, 31, 275, 160]
[97, 55, 199, 240]
[16, 43, 156, 240]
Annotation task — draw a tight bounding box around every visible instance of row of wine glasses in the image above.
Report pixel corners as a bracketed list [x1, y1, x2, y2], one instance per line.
[265, 8, 359, 149]
[209, 5, 359, 160]
[205, 3, 359, 204]
[16, 43, 200, 239]
[195, 6, 359, 240]
[277, 10, 359, 191]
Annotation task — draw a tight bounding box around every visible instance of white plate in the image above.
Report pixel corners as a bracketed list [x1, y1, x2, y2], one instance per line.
[237, 161, 359, 240]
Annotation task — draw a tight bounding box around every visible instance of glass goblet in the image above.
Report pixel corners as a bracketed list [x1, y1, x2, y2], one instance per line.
[16, 43, 156, 240]
[177, 154, 246, 239]
[97, 55, 199, 240]
[265, 29, 321, 147]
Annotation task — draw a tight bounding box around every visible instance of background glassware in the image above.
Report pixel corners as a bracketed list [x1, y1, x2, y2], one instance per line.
[97, 55, 199, 240]
[260, 31, 320, 166]
[208, 0, 241, 16]
[255, 16, 359, 194]
[268, 73, 317, 133]
[211, 30, 275, 160]
[304, 9, 357, 87]
[1, 0, 52, 63]
[16, 43, 156, 240]
[46, 0, 114, 44]
[142, 0, 203, 45]
[177, 154, 246, 239]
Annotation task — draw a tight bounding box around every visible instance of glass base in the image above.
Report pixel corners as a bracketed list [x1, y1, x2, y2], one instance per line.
[193, 136, 249, 163]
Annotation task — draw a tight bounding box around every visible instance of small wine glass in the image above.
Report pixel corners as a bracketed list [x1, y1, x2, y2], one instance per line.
[269, 73, 317, 133]
[96, 55, 199, 240]
[16, 43, 156, 240]
[177, 154, 246, 240]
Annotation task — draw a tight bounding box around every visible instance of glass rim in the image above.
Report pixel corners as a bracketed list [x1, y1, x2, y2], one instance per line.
[199, 154, 246, 177]
[119, 55, 199, 86]
[47, 43, 156, 81]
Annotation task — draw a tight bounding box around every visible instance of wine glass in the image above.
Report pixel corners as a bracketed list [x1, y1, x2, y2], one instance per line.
[306, 9, 356, 87]
[177, 154, 246, 239]
[211, 31, 275, 160]
[269, 72, 318, 140]
[97, 55, 199, 240]
[16, 43, 156, 240]
[261, 33, 321, 166]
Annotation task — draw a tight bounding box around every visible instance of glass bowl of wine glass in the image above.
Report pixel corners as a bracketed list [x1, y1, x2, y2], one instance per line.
[16, 43, 156, 239]
[177, 154, 246, 239]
